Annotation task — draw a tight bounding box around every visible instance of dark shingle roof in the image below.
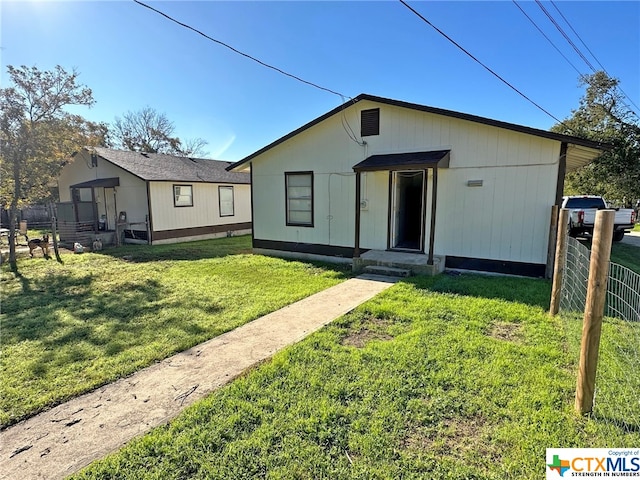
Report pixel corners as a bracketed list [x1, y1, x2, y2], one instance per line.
[91, 147, 249, 184]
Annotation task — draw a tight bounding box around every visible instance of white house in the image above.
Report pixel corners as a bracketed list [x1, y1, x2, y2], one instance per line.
[227, 94, 606, 277]
[57, 147, 251, 245]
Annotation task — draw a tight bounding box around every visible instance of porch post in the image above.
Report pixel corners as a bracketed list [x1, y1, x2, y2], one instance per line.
[72, 189, 80, 225]
[91, 188, 98, 232]
[428, 166, 438, 265]
[421, 169, 428, 253]
[387, 171, 393, 250]
[354, 171, 361, 258]
[555, 142, 568, 207]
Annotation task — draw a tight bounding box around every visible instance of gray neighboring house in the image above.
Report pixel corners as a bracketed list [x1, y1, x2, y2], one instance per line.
[57, 147, 251, 246]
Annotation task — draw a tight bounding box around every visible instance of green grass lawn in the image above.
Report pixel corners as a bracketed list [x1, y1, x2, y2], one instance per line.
[610, 242, 640, 274]
[0, 235, 350, 427]
[575, 232, 640, 274]
[577, 238, 640, 275]
[72, 274, 639, 480]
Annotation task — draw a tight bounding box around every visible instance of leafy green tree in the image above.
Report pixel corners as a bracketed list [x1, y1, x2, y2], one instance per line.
[552, 71, 640, 205]
[0, 65, 107, 269]
[111, 107, 208, 157]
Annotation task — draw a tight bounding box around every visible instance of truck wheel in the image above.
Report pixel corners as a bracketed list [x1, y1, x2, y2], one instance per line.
[612, 230, 624, 242]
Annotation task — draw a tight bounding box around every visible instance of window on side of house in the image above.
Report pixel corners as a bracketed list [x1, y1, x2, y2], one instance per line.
[285, 172, 313, 227]
[173, 184, 193, 207]
[361, 108, 380, 136]
[219, 186, 234, 217]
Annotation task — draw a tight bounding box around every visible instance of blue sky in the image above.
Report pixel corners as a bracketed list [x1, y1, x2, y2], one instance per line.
[2, 1, 639, 161]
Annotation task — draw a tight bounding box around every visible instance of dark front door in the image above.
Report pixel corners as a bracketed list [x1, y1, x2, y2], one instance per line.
[391, 171, 424, 250]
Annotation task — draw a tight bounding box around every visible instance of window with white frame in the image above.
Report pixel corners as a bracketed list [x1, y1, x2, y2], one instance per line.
[173, 184, 193, 207]
[285, 172, 313, 226]
[218, 186, 234, 217]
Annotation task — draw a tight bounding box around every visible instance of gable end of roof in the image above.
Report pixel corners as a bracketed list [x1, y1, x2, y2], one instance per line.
[227, 93, 609, 171]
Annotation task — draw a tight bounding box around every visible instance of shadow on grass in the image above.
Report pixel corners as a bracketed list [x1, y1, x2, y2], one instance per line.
[12, 268, 33, 295]
[2, 271, 222, 351]
[99, 236, 254, 263]
[405, 272, 552, 310]
[97, 237, 355, 279]
[591, 414, 640, 434]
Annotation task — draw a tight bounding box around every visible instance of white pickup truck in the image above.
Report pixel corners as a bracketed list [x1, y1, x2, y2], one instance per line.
[562, 195, 637, 242]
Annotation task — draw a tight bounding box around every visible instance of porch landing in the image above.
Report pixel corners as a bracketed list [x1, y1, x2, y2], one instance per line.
[353, 250, 446, 276]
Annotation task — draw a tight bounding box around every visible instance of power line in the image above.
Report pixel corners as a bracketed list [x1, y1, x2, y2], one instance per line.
[512, 0, 583, 77]
[398, 0, 567, 127]
[133, 0, 366, 146]
[535, 0, 597, 72]
[550, 0, 605, 72]
[549, 0, 640, 115]
[513, 0, 639, 120]
[132, 0, 346, 98]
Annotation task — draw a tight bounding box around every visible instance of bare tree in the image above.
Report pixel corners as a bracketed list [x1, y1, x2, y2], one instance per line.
[111, 107, 208, 157]
[179, 137, 210, 157]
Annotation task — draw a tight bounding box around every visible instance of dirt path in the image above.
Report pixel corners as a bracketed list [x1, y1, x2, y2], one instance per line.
[0, 274, 397, 480]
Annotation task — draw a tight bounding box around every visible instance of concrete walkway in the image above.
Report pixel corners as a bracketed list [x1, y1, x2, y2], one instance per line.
[0, 274, 397, 480]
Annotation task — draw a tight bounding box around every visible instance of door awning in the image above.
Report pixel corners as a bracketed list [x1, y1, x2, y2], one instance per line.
[70, 177, 120, 189]
[353, 150, 450, 172]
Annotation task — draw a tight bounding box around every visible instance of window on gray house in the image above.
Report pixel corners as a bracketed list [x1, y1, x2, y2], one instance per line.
[173, 184, 193, 207]
[361, 108, 380, 136]
[285, 172, 313, 227]
[219, 186, 234, 217]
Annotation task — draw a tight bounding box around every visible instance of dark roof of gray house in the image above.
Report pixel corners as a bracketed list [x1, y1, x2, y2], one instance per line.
[227, 93, 608, 172]
[89, 147, 249, 184]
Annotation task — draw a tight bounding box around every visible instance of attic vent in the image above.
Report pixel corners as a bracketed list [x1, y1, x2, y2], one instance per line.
[361, 108, 380, 137]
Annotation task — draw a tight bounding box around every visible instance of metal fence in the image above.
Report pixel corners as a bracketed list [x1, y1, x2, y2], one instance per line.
[559, 237, 591, 315]
[560, 236, 640, 322]
[607, 262, 640, 321]
[559, 235, 640, 438]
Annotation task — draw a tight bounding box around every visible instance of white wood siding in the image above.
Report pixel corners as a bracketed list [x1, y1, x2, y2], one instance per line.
[149, 182, 251, 231]
[434, 165, 557, 264]
[252, 115, 365, 248]
[251, 100, 561, 265]
[57, 150, 149, 225]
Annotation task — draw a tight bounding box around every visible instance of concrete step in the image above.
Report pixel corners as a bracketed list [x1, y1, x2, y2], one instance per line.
[363, 265, 412, 277]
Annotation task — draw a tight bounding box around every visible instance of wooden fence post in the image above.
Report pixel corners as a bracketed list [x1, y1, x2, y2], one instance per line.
[575, 209, 615, 414]
[546, 205, 560, 279]
[549, 208, 570, 316]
